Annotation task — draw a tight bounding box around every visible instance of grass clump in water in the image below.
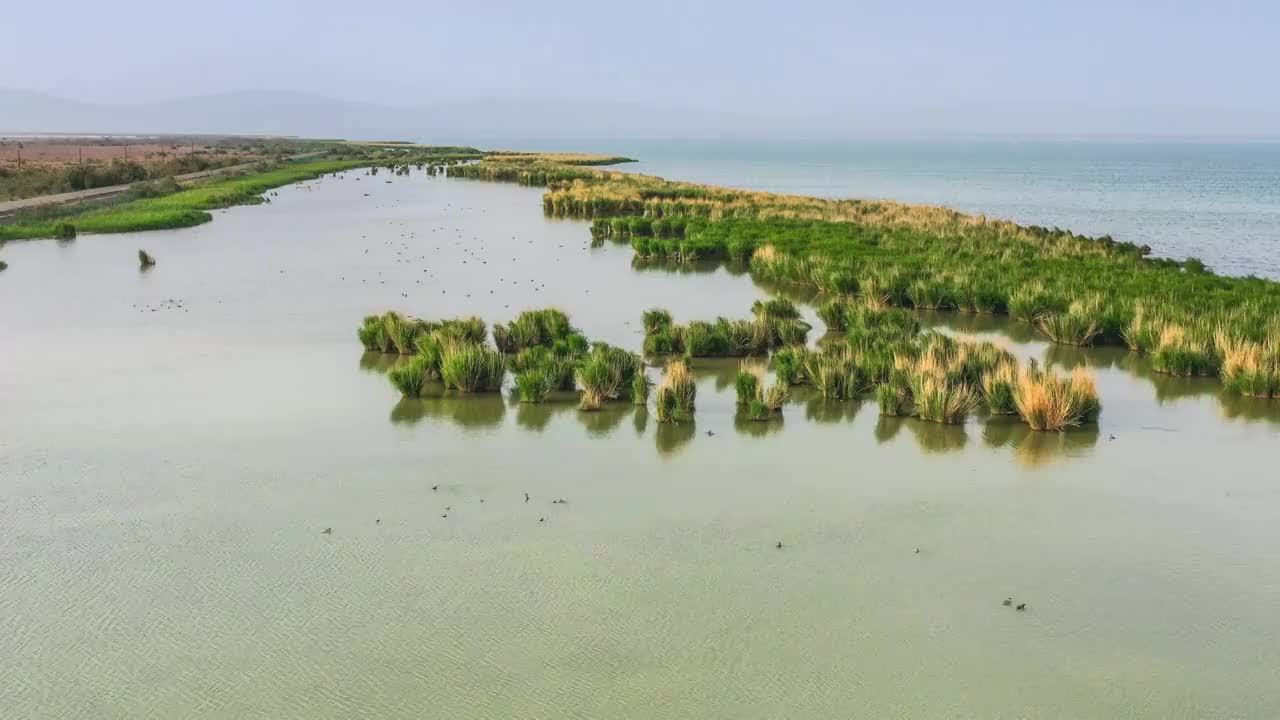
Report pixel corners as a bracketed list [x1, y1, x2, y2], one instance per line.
[138, 249, 156, 267]
[440, 344, 506, 392]
[358, 314, 389, 352]
[388, 356, 434, 398]
[735, 360, 788, 421]
[576, 343, 643, 410]
[511, 346, 578, 390]
[804, 350, 864, 399]
[770, 346, 811, 386]
[358, 311, 486, 356]
[875, 376, 911, 416]
[514, 367, 552, 403]
[1150, 324, 1219, 377]
[735, 361, 764, 405]
[1122, 305, 1163, 353]
[642, 308, 673, 335]
[1216, 332, 1280, 398]
[751, 297, 801, 320]
[631, 368, 651, 404]
[908, 373, 979, 424]
[1036, 296, 1103, 346]
[493, 308, 588, 355]
[981, 362, 1020, 415]
[641, 303, 810, 359]
[1012, 365, 1102, 430]
[655, 360, 696, 423]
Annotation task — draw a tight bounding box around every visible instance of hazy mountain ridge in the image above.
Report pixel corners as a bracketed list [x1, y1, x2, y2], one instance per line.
[3, 89, 1279, 141]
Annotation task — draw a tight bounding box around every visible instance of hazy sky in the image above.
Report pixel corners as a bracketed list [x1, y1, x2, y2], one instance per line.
[7, 0, 1278, 113]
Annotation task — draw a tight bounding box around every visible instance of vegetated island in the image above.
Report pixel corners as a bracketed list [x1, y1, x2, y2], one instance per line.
[446, 153, 1279, 401]
[359, 296, 1101, 433]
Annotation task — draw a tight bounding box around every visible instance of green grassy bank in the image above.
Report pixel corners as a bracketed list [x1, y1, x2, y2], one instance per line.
[0, 159, 367, 240]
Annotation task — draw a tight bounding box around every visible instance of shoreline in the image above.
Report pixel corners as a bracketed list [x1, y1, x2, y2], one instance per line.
[2, 147, 1275, 400]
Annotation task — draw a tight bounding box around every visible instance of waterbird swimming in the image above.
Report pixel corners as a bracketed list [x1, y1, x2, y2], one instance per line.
[1003, 598, 1013, 607]
[1016, 603, 1027, 611]
[776, 541, 783, 549]
[321, 528, 332, 535]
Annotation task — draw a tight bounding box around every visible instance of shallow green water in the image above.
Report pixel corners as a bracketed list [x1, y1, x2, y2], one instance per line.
[2, 170, 1278, 718]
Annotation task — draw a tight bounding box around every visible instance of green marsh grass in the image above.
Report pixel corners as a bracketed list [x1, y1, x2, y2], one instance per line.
[642, 308, 673, 334]
[514, 368, 552, 403]
[981, 362, 1020, 415]
[875, 381, 910, 416]
[576, 343, 644, 410]
[641, 304, 810, 359]
[1150, 324, 1219, 377]
[631, 369, 651, 404]
[388, 356, 433, 397]
[0, 160, 366, 241]
[493, 308, 587, 355]
[735, 361, 764, 405]
[908, 374, 979, 425]
[1217, 332, 1280, 398]
[422, 152, 1278, 401]
[440, 344, 506, 392]
[451, 154, 1280, 404]
[1013, 366, 1102, 430]
[655, 360, 697, 423]
[751, 297, 801, 320]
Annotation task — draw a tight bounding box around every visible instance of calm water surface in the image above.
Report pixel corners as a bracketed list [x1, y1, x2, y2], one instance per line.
[2, 170, 1279, 718]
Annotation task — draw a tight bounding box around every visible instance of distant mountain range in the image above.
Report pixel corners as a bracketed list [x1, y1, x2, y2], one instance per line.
[3, 88, 1278, 142]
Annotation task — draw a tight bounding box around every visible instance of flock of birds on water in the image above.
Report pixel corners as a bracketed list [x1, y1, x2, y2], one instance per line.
[322, 170, 597, 309]
[121, 169, 1041, 615]
[315, 498, 1030, 612]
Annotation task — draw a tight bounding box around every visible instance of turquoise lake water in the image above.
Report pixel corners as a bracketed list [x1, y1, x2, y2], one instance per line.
[486, 138, 1280, 280]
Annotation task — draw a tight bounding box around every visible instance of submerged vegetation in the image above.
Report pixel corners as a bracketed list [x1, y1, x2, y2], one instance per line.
[452, 153, 1280, 402]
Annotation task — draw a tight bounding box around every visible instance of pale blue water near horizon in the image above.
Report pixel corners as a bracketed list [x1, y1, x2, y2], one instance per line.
[479, 138, 1280, 280]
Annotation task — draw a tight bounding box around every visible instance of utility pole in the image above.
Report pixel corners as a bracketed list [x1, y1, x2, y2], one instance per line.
[16, 143, 22, 170]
